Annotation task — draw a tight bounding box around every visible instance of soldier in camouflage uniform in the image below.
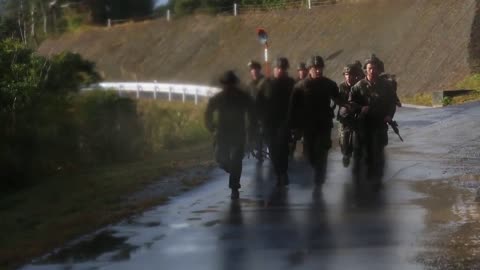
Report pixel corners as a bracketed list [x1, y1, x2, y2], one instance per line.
[288, 56, 347, 186]
[349, 56, 398, 189]
[337, 63, 364, 167]
[288, 62, 308, 159]
[257, 57, 295, 187]
[205, 70, 256, 199]
[247, 60, 270, 163]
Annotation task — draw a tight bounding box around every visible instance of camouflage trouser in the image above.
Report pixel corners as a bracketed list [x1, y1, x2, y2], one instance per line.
[338, 123, 354, 158]
[303, 128, 332, 184]
[214, 137, 244, 190]
[353, 125, 388, 182]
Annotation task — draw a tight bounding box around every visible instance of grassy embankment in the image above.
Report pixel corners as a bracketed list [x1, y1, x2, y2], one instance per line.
[400, 74, 480, 107]
[0, 99, 213, 270]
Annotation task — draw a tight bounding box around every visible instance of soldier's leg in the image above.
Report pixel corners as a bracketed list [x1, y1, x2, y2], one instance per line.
[352, 128, 365, 182]
[268, 129, 289, 186]
[255, 127, 264, 163]
[313, 128, 332, 185]
[215, 137, 231, 173]
[372, 128, 387, 188]
[365, 130, 377, 179]
[302, 131, 316, 166]
[229, 143, 245, 199]
[339, 123, 353, 167]
[278, 132, 290, 186]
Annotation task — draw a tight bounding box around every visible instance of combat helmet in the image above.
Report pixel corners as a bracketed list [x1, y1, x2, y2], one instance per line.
[219, 70, 240, 85]
[248, 60, 262, 70]
[306, 55, 325, 68]
[273, 57, 290, 70]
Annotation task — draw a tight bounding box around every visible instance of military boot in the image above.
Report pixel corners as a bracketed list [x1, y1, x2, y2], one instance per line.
[276, 173, 289, 187]
[230, 189, 240, 200]
[342, 156, 350, 167]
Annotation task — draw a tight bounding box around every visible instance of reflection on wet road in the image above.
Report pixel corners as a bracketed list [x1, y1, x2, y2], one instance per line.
[20, 103, 480, 270]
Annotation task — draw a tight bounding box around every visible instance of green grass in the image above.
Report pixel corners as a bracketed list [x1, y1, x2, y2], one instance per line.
[456, 73, 480, 91]
[400, 93, 433, 106]
[451, 74, 480, 105]
[0, 142, 213, 270]
[450, 90, 480, 105]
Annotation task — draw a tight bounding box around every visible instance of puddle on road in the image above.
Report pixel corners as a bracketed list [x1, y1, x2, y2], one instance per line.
[41, 230, 138, 264]
[413, 175, 480, 269]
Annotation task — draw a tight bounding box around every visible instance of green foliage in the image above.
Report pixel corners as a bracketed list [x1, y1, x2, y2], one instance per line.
[46, 52, 101, 93]
[173, 0, 201, 15]
[85, 0, 155, 24]
[74, 90, 144, 164]
[0, 39, 100, 190]
[442, 96, 453, 106]
[138, 100, 209, 151]
[58, 8, 90, 33]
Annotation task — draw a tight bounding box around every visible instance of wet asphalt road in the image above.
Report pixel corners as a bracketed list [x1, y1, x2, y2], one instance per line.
[21, 102, 480, 270]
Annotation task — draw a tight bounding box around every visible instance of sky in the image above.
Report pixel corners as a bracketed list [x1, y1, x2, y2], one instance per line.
[155, 0, 168, 7]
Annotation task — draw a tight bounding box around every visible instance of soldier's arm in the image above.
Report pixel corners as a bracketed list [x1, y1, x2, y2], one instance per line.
[204, 96, 218, 133]
[331, 81, 348, 108]
[348, 84, 364, 114]
[287, 82, 304, 130]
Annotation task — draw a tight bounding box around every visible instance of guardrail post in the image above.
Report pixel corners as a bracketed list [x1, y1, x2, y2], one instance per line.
[153, 80, 157, 99]
[308, 0, 311, 9]
[168, 86, 172, 102]
[167, 9, 171, 22]
[119, 85, 124, 96]
[234, 3, 238, 16]
[195, 89, 199, 105]
[182, 88, 186, 103]
[136, 84, 141, 99]
[107, 18, 111, 27]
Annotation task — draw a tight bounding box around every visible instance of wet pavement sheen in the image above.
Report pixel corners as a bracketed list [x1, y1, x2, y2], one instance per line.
[20, 102, 480, 270]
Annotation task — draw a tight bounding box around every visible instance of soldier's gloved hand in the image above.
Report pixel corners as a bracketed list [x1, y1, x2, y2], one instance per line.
[384, 115, 392, 123]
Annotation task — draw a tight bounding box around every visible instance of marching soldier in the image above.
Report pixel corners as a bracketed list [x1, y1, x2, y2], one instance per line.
[288, 56, 347, 186]
[257, 57, 295, 187]
[349, 55, 398, 189]
[337, 63, 363, 167]
[247, 60, 270, 163]
[205, 70, 256, 199]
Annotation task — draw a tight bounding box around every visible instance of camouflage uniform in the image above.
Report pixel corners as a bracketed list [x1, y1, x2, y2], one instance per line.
[337, 64, 363, 167]
[205, 71, 256, 198]
[289, 56, 341, 185]
[349, 71, 397, 185]
[257, 57, 295, 186]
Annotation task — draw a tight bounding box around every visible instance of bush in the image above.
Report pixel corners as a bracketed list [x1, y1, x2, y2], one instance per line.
[0, 39, 210, 193]
[74, 90, 145, 164]
[137, 100, 209, 151]
[0, 39, 100, 191]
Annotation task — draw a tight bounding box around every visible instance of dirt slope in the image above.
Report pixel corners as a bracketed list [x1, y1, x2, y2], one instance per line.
[39, 0, 478, 96]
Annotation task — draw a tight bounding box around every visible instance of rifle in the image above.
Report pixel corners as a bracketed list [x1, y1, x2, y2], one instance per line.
[388, 120, 404, 142]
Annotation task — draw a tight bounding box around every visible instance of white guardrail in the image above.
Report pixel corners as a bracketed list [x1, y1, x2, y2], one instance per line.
[87, 82, 221, 104]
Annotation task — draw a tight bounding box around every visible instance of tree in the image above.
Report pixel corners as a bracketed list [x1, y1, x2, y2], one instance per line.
[84, 0, 154, 24]
[0, 38, 101, 189]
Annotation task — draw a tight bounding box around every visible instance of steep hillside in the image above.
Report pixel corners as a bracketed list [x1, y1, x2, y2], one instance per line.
[39, 0, 478, 96]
